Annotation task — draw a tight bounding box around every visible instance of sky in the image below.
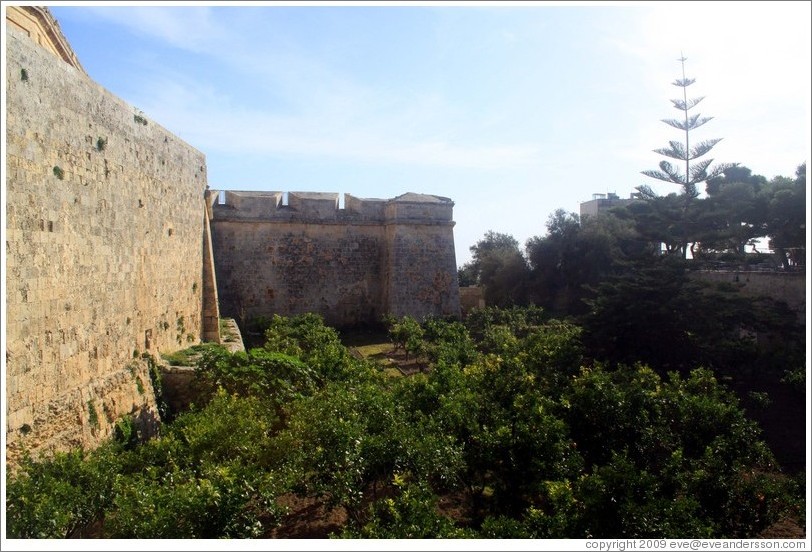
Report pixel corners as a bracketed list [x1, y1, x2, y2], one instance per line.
[35, 1, 812, 266]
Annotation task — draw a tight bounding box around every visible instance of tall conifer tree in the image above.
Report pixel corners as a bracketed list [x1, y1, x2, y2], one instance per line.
[642, 55, 734, 199]
[640, 55, 735, 256]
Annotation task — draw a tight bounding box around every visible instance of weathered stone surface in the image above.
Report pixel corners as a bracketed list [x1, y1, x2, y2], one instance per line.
[210, 192, 461, 328]
[5, 25, 207, 466]
[158, 366, 201, 416]
[459, 286, 486, 315]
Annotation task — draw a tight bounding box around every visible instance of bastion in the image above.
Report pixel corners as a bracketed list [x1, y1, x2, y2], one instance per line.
[209, 190, 461, 329]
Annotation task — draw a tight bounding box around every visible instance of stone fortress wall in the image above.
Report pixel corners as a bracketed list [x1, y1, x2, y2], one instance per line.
[210, 190, 461, 329]
[5, 24, 210, 465]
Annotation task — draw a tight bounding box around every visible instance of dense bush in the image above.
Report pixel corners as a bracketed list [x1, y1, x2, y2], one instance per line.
[6, 309, 802, 539]
[341, 479, 473, 538]
[195, 345, 316, 410]
[464, 305, 547, 342]
[6, 445, 122, 538]
[263, 313, 355, 382]
[104, 391, 285, 538]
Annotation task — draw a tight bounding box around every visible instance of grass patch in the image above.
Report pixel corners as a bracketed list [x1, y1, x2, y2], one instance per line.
[161, 343, 220, 367]
[339, 327, 394, 360]
[383, 367, 403, 378]
[354, 342, 393, 358]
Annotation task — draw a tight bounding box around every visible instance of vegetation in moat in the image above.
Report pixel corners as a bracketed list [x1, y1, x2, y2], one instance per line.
[160, 342, 223, 367]
[6, 311, 805, 539]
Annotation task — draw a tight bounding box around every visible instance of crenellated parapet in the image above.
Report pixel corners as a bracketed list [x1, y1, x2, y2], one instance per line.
[212, 190, 454, 225]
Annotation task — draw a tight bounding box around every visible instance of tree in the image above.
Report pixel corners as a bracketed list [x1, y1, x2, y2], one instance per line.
[762, 164, 806, 268]
[581, 252, 803, 374]
[526, 210, 643, 316]
[705, 165, 767, 197]
[465, 231, 530, 307]
[457, 263, 478, 287]
[642, 54, 735, 199]
[386, 315, 426, 360]
[682, 165, 775, 262]
[623, 192, 690, 255]
[641, 55, 735, 256]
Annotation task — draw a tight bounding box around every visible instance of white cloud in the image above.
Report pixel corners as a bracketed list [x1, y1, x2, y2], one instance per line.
[83, 6, 229, 53]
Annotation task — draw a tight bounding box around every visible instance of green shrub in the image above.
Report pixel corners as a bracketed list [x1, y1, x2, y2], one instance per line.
[87, 400, 99, 428]
[105, 391, 285, 538]
[343, 480, 471, 538]
[142, 353, 170, 421]
[105, 460, 282, 538]
[560, 365, 794, 537]
[5, 307, 802, 540]
[161, 342, 222, 366]
[6, 445, 122, 538]
[195, 346, 315, 409]
[168, 389, 279, 467]
[464, 305, 546, 342]
[263, 313, 354, 382]
[421, 317, 478, 367]
[387, 316, 425, 359]
[114, 416, 139, 450]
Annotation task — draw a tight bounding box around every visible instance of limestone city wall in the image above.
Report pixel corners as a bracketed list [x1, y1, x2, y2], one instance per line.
[210, 191, 461, 328]
[5, 25, 208, 466]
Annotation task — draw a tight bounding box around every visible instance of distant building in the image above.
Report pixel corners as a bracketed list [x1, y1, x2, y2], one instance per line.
[579, 192, 641, 219]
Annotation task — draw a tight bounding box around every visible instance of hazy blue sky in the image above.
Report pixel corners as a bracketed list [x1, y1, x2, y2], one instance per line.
[46, 1, 810, 265]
